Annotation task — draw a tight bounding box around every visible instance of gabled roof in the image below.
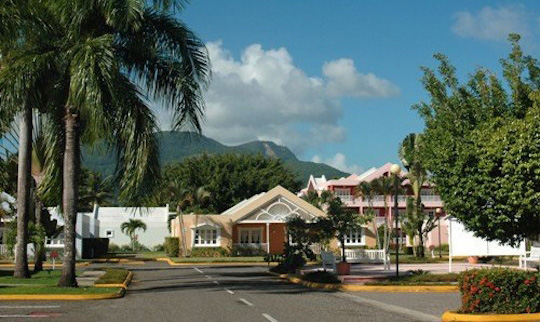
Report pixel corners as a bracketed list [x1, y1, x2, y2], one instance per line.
[224, 185, 326, 222]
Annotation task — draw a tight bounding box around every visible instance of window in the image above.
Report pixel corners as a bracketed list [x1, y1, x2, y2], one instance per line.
[194, 228, 219, 246]
[334, 188, 352, 201]
[105, 229, 114, 238]
[238, 228, 262, 244]
[344, 228, 364, 246]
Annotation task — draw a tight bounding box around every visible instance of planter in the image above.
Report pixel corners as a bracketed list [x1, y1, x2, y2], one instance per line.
[442, 311, 540, 321]
[336, 261, 351, 275]
[467, 256, 479, 264]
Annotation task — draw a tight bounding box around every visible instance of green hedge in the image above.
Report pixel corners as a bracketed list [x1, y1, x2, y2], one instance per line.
[164, 237, 179, 257]
[459, 268, 540, 314]
[301, 271, 341, 284]
[189, 247, 229, 258]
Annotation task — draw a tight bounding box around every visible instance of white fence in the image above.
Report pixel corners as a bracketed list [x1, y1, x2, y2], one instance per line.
[342, 248, 390, 269]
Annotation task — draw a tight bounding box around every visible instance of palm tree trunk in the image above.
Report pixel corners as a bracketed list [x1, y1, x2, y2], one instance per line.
[58, 110, 79, 287]
[33, 198, 44, 273]
[14, 106, 32, 278]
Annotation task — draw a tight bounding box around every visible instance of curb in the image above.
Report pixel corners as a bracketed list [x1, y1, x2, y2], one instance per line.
[155, 257, 276, 267]
[269, 272, 459, 293]
[92, 258, 145, 265]
[0, 262, 91, 268]
[0, 270, 133, 301]
[442, 311, 540, 321]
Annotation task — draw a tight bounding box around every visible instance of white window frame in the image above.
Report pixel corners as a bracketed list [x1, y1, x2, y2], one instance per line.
[334, 188, 352, 201]
[344, 227, 365, 246]
[192, 227, 220, 247]
[238, 227, 263, 244]
[105, 229, 114, 238]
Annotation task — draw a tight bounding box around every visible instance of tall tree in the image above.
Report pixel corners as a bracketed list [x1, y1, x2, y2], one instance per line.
[415, 34, 540, 245]
[370, 176, 397, 254]
[78, 170, 114, 212]
[354, 181, 380, 248]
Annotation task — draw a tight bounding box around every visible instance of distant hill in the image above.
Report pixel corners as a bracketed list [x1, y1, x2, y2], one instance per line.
[82, 131, 349, 184]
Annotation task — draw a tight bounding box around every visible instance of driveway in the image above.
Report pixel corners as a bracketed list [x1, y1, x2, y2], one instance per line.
[0, 262, 460, 321]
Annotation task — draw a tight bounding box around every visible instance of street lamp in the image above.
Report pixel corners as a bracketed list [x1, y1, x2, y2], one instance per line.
[390, 163, 401, 278]
[435, 207, 443, 258]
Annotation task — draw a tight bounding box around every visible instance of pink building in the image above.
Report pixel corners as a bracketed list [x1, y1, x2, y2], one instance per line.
[300, 163, 448, 248]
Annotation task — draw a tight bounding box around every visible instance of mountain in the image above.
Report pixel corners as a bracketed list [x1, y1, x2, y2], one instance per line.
[82, 131, 349, 184]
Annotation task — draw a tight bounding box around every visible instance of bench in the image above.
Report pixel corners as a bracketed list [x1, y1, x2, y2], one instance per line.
[321, 251, 337, 271]
[343, 249, 390, 270]
[520, 246, 540, 269]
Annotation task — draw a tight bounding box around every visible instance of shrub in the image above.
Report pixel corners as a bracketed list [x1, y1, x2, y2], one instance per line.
[152, 244, 165, 252]
[302, 271, 341, 284]
[269, 253, 305, 274]
[108, 243, 120, 253]
[189, 247, 229, 258]
[120, 244, 133, 252]
[164, 237, 180, 257]
[459, 268, 540, 314]
[231, 244, 266, 257]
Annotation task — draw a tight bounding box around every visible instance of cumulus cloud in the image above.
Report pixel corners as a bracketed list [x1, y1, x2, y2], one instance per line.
[166, 41, 399, 155]
[311, 153, 364, 174]
[452, 5, 530, 41]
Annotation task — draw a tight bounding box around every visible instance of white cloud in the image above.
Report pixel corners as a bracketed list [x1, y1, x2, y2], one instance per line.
[311, 153, 364, 174]
[158, 41, 399, 155]
[452, 5, 530, 41]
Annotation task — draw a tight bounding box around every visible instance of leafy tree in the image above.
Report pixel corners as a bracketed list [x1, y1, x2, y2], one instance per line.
[120, 219, 147, 251]
[415, 34, 540, 245]
[400, 198, 436, 257]
[301, 190, 332, 210]
[370, 176, 400, 253]
[156, 154, 302, 213]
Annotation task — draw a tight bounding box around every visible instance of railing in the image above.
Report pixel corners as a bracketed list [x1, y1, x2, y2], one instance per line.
[420, 195, 441, 202]
[0, 244, 8, 256]
[336, 195, 353, 202]
[342, 249, 390, 269]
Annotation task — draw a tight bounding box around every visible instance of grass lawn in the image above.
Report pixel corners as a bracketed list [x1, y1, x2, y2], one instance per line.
[95, 269, 129, 285]
[0, 286, 119, 295]
[0, 270, 72, 285]
[171, 256, 267, 263]
[365, 272, 459, 285]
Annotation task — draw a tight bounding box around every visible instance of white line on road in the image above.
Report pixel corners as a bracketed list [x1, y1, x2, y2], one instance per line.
[0, 306, 60, 309]
[213, 280, 219, 285]
[193, 267, 203, 274]
[224, 288, 235, 295]
[205, 275, 212, 279]
[238, 298, 254, 306]
[262, 313, 278, 322]
[332, 293, 439, 322]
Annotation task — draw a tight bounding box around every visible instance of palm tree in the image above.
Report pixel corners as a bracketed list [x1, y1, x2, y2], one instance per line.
[399, 133, 432, 257]
[354, 181, 380, 248]
[370, 176, 396, 254]
[78, 171, 114, 212]
[120, 219, 147, 251]
[301, 190, 333, 210]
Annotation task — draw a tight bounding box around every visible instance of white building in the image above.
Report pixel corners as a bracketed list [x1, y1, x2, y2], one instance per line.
[48, 205, 171, 258]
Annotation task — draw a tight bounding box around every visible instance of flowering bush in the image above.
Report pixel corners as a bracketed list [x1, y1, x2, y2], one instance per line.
[459, 268, 540, 314]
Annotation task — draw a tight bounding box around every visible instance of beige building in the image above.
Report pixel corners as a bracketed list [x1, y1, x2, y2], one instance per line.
[171, 186, 376, 255]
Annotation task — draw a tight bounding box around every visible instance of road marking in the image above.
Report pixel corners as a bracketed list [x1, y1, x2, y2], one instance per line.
[332, 293, 439, 322]
[205, 275, 212, 279]
[0, 306, 60, 309]
[224, 288, 235, 295]
[213, 280, 219, 285]
[262, 313, 278, 322]
[194, 267, 203, 273]
[238, 298, 254, 306]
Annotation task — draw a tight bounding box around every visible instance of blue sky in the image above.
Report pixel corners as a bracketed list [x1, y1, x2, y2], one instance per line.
[173, 1, 540, 174]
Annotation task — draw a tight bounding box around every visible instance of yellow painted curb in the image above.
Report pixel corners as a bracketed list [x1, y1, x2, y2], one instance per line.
[442, 311, 540, 321]
[0, 270, 133, 301]
[155, 257, 276, 267]
[0, 262, 91, 268]
[270, 272, 459, 293]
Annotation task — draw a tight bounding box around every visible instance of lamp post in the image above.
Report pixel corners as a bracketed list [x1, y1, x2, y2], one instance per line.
[435, 207, 443, 258]
[390, 164, 401, 278]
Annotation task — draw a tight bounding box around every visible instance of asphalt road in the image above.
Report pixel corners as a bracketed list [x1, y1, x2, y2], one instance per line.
[0, 262, 460, 321]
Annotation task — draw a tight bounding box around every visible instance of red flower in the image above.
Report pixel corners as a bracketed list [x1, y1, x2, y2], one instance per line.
[495, 287, 500, 292]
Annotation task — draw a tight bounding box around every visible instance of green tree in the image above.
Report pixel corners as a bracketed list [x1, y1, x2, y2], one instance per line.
[399, 133, 434, 257]
[78, 170, 114, 212]
[354, 181, 380, 248]
[370, 176, 398, 253]
[301, 190, 332, 210]
[157, 154, 301, 213]
[120, 219, 147, 251]
[415, 34, 540, 245]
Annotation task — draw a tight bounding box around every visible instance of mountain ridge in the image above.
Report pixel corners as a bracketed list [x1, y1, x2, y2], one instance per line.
[82, 131, 349, 184]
